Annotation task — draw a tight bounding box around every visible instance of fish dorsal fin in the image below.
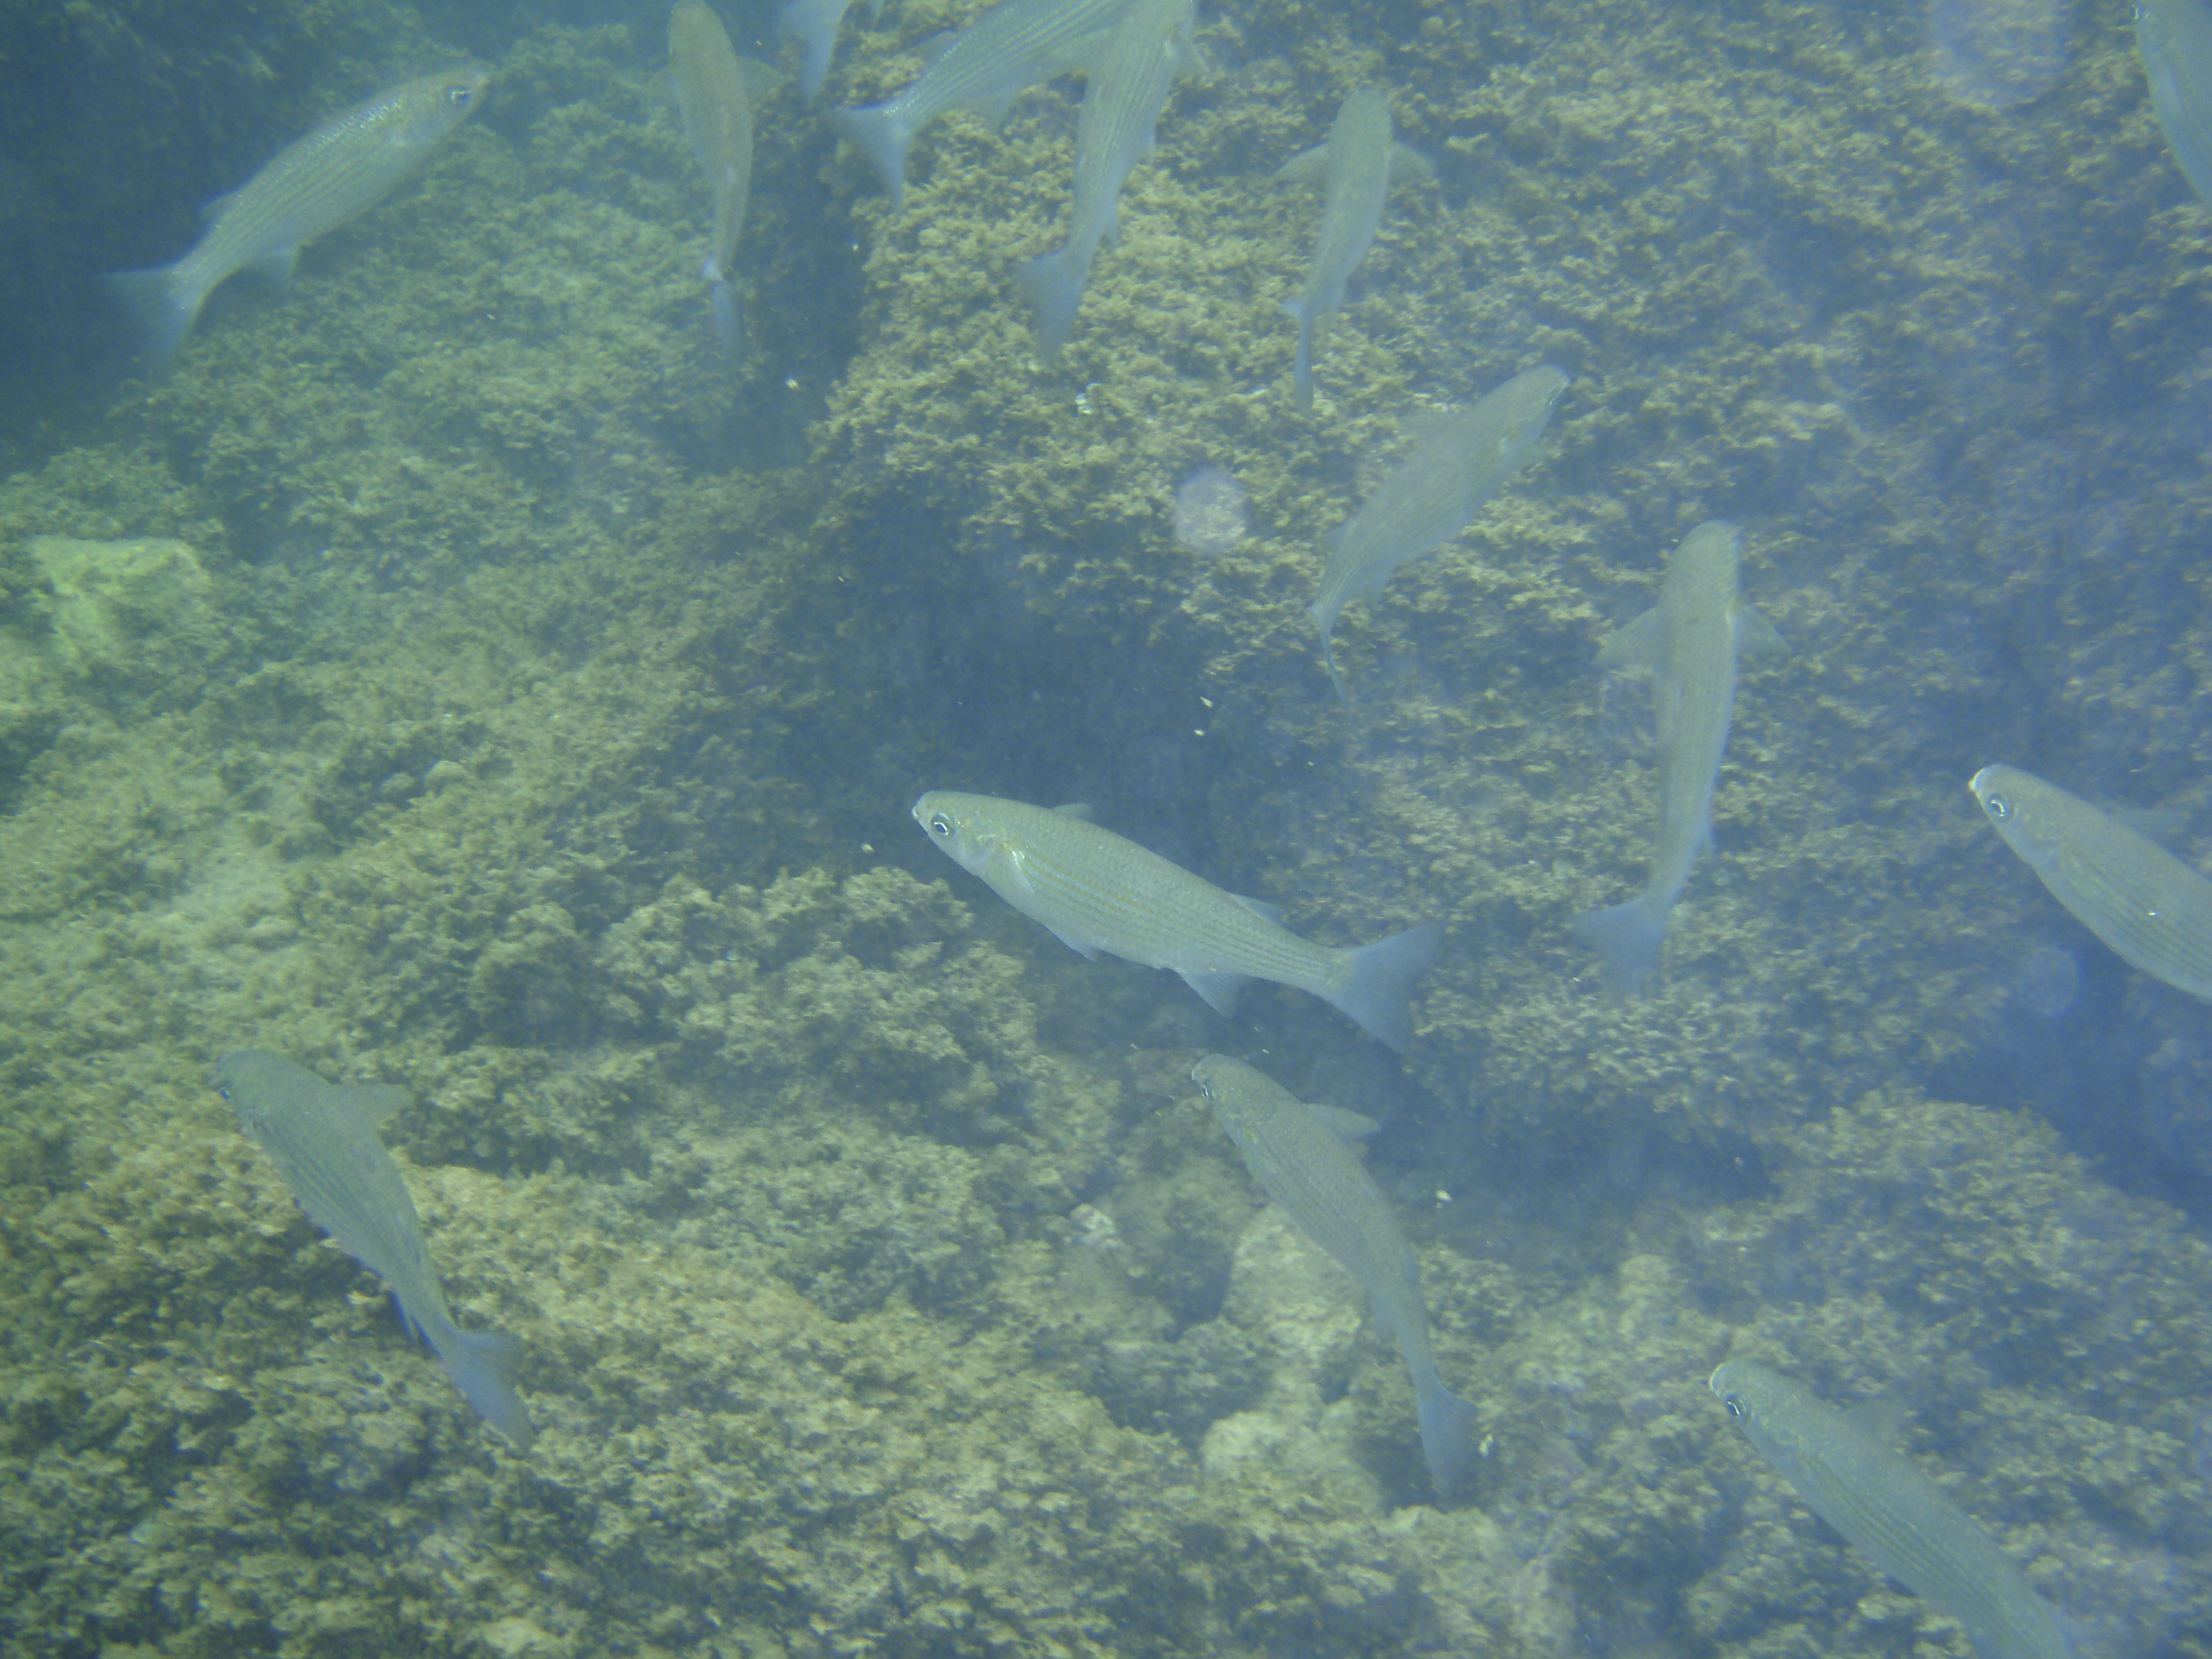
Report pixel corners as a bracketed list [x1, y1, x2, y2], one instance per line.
[1276, 142, 1331, 185]
[1596, 605, 1664, 670]
[1842, 1393, 1912, 1444]
[1226, 892, 1283, 925]
[1304, 1101, 1381, 1140]
[247, 245, 302, 289]
[333, 1082, 413, 1128]
[1051, 802, 1094, 821]
[1387, 143, 1433, 186]
[1732, 601, 1785, 658]
[199, 189, 241, 227]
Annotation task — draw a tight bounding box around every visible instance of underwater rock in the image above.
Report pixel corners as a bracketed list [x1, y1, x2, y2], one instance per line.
[21, 534, 213, 681]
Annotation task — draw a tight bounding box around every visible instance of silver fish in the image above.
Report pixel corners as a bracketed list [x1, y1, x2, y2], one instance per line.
[779, 0, 886, 104]
[1712, 1361, 2072, 1659]
[1969, 764, 2212, 1002]
[1192, 1055, 1478, 1498]
[103, 67, 489, 365]
[1015, 0, 1197, 354]
[2141, 0, 2212, 207]
[1575, 521, 1779, 997]
[1276, 88, 1431, 410]
[830, 0, 1133, 213]
[1310, 364, 1569, 699]
[217, 1051, 534, 1448]
[913, 791, 1442, 1050]
[670, 1, 778, 358]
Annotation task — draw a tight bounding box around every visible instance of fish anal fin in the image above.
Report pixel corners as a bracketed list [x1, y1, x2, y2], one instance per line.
[248, 243, 301, 289]
[1046, 925, 1101, 960]
[1179, 968, 1247, 1017]
[1596, 606, 1665, 670]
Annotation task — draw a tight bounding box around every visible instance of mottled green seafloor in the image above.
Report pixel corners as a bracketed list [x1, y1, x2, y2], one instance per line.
[6, 0, 2212, 1653]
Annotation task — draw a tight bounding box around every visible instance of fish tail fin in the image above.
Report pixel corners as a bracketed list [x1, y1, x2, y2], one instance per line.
[703, 261, 742, 359]
[1016, 245, 1084, 356]
[1282, 300, 1313, 410]
[1414, 1373, 1482, 1500]
[1573, 894, 1667, 999]
[1327, 920, 1444, 1051]
[429, 1322, 536, 1449]
[829, 104, 911, 210]
[101, 264, 202, 367]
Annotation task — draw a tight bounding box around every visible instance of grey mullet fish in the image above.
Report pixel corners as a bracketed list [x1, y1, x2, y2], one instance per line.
[1016, 0, 1198, 355]
[914, 791, 1442, 1050]
[217, 1051, 535, 1449]
[1310, 364, 1568, 700]
[1711, 1361, 2072, 1659]
[1276, 87, 1431, 410]
[1575, 521, 1779, 998]
[670, 0, 778, 359]
[1193, 1056, 1479, 1498]
[1969, 763, 2212, 1002]
[831, 0, 1133, 213]
[103, 66, 489, 366]
[2141, 0, 2212, 208]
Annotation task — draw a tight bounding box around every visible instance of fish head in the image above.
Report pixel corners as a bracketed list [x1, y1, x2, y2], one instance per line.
[395, 65, 493, 145]
[1709, 1359, 1779, 1426]
[1188, 1054, 1250, 1144]
[912, 791, 1010, 879]
[1967, 765, 2055, 868]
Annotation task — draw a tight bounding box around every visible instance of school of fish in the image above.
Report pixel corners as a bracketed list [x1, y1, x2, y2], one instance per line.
[94, 0, 2212, 1650]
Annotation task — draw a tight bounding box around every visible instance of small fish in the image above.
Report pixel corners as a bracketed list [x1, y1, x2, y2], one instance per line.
[830, 0, 1133, 213]
[1711, 1361, 2073, 1659]
[2141, 0, 2212, 207]
[1575, 521, 1779, 997]
[1969, 763, 2212, 1002]
[1310, 364, 1568, 699]
[102, 67, 489, 366]
[217, 1051, 535, 1449]
[913, 791, 1442, 1049]
[1276, 88, 1431, 410]
[1015, 0, 1197, 355]
[1192, 1055, 1479, 1498]
[779, 0, 886, 104]
[670, 2, 779, 360]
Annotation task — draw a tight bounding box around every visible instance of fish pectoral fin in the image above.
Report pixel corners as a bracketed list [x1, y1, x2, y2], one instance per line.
[1178, 968, 1247, 1017]
[1388, 143, 1434, 186]
[1046, 925, 1102, 961]
[1734, 601, 1786, 657]
[1596, 606, 1664, 670]
[1304, 1101, 1382, 1141]
[1274, 143, 1330, 185]
[739, 56, 786, 99]
[1226, 891, 1283, 925]
[1840, 1393, 1912, 1444]
[334, 1083, 414, 1127]
[248, 243, 302, 290]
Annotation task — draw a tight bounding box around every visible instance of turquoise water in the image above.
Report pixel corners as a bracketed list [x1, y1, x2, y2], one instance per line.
[2, 0, 2211, 1653]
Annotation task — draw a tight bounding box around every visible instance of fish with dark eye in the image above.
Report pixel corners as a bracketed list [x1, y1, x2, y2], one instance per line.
[218, 1051, 534, 1449]
[103, 67, 490, 365]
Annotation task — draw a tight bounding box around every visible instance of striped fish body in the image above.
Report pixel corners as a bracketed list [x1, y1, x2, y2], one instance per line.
[1277, 88, 1429, 410]
[830, 0, 1133, 211]
[1193, 1055, 1477, 1497]
[913, 791, 1441, 1049]
[1575, 521, 1777, 997]
[1711, 1362, 2072, 1659]
[218, 1051, 534, 1447]
[1016, 0, 1195, 354]
[103, 68, 488, 364]
[1310, 364, 1568, 693]
[1970, 764, 2212, 1002]
[671, 1, 758, 283]
[2141, 0, 2212, 207]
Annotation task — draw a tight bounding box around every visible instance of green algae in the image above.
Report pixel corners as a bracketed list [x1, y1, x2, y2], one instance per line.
[6, 0, 2212, 1653]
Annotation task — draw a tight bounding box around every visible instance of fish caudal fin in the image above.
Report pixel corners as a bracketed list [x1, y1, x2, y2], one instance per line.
[102, 264, 202, 367]
[1326, 920, 1443, 1052]
[1017, 245, 1085, 357]
[830, 104, 912, 211]
[1415, 1375, 1482, 1500]
[428, 1322, 536, 1450]
[1574, 894, 1668, 999]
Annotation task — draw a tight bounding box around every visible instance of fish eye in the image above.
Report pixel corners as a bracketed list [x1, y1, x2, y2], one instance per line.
[929, 814, 953, 837]
[449, 87, 473, 107]
[1722, 1393, 1745, 1419]
[1984, 793, 2011, 821]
